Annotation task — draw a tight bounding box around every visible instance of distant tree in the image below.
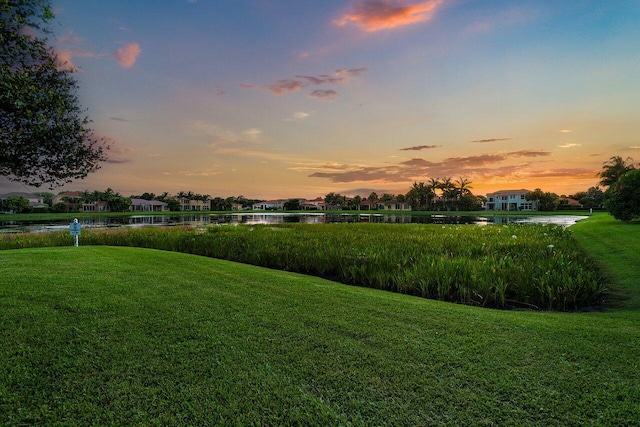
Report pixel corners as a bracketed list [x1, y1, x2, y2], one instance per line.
[283, 198, 301, 210]
[1, 0, 108, 188]
[51, 202, 69, 213]
[571, 187, 604, 209]
[4, 195, 30, 212]
[458, 193, 482, 211]
[133, 192, 156, 201]
[598, 156, 635, 188]
[325, 192, 346, 210]
[603, 169, 640, 222]
[347, 195, 362, 210]
[380, 193, 394, 208]
[526, 188, 559, 211]
[166, 199, 180, 212]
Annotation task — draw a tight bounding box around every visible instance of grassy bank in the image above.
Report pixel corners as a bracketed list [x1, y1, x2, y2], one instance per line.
[0, 223, 603, 310]
[570, 213, 640, 310]
[1, 246, 638, 425]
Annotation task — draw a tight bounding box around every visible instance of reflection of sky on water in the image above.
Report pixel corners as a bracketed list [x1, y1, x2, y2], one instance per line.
[0, 213, 588, 233]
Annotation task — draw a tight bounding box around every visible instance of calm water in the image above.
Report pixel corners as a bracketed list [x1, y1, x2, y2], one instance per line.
[0, 213, 588, 233]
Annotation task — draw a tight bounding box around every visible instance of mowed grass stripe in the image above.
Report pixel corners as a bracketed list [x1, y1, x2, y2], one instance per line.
[570, 213, 640, 310]
[1, 246, 638, 425]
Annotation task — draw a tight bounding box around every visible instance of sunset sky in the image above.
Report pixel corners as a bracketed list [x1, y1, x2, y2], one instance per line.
[3, 0, 640, 199]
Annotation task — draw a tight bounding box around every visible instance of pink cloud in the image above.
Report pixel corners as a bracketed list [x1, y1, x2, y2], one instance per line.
[113, 43, 141, 68]
[335, 0, 443, 32]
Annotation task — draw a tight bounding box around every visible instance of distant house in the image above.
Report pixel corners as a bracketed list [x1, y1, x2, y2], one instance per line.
[559, 197, 582, 209]
[301, 197, 325, 210]
[130, 198, 168, 212]
[252, 200, 286, 210]
[178, 197, 210, 211]
[378, 201, 411, 211]
[52, 191, 110, 212]
[0, 192, 48, 210]
[485, 189, 537, 211]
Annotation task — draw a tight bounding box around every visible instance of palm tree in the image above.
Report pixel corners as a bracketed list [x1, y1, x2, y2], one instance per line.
[598, 156, 635, 187]
[455, 177, 473, 196]
[428, 177, 440, 209]
[439, 177, 456, 210]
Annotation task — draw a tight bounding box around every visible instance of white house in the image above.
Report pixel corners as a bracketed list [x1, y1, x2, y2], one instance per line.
[252, 200, 286, 210]
[485, 189, 537, 211]
[130, 198, 169, 212]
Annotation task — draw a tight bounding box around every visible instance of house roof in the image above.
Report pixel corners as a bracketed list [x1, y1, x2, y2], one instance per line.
[486, 189, 532, 196]
[131, 198, 168, 206]
[1, 192, 40, 199]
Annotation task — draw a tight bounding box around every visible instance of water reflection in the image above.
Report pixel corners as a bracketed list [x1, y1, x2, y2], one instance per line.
[0, 212, 587, 233]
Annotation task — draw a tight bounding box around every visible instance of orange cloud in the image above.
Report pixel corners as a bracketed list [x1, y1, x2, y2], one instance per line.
[335, 0, 443, 32]
[113, 43, 141, 68]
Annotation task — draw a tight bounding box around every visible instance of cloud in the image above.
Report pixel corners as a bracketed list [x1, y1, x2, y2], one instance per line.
[559, 129, 573, 133]
[506, 150, 551, 158]
[113, 43, 141, 68]
[110, 117, 129, 122]
[335, 0, 443, 32]
[55, 30, 106, 70]
[629, 146, 640, 149]
[471, 138, 512, 143]
[309, 90, 338, 100]
[242, 68, 367, 97]
[400, 144, 440, 151]
[307, 150, 552, 184]
[284, 111, 310, 122]
[557, 143, 582, 149]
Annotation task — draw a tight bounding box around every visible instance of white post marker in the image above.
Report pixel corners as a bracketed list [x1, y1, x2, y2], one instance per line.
[69, 218, 81, 247]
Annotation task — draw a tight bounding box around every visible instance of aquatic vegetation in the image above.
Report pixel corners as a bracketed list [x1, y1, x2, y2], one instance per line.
[0, 223, 604, 310]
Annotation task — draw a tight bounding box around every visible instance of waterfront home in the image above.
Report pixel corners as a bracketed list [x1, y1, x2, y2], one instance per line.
[0, 192, 48, 210]
[485, 189, 537, 211]
[130, 198, 169, 212]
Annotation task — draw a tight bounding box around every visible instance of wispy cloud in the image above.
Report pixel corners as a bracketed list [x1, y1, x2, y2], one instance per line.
[241, 68, 367, 98]
[335, 0, 443, 32]
[557, 143, 582, 149]
[559, 129, 573, 133]
[284, 112, 311, 122]
[309, 90, 338, 100]
[55, 30, 106, 70]
[308, 150, 552, 184]
[113, 43, 141, 68]
[399, 144, 440, 151]
[471, 138, 512, 143]
[110, 117, 129, 122]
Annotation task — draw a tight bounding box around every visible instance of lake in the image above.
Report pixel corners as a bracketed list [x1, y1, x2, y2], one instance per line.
[0, 212, 588, 233]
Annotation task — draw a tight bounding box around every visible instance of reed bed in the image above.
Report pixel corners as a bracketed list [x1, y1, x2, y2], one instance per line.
[0, 223, 604, 310]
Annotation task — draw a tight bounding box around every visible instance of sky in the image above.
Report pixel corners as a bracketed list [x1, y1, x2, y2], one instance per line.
[3, 0, 640, 199]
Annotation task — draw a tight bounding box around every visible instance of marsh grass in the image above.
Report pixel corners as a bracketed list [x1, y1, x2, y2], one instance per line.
[0, 223, 603, 310]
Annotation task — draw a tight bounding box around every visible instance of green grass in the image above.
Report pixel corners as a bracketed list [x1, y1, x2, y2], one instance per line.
[570, 213, 640, 310]
[1, 245, 638, 425]
[0, 223, 604, 310]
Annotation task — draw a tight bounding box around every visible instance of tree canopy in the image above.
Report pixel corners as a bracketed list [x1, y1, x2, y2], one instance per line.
[1, 0, 108, 188]
[598, 156, 635, 188]
[604, 168, 640, 222]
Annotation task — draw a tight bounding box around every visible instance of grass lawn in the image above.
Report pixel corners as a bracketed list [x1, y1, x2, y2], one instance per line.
[571, 213, 640, 310]
[1, 213, 638, 425]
